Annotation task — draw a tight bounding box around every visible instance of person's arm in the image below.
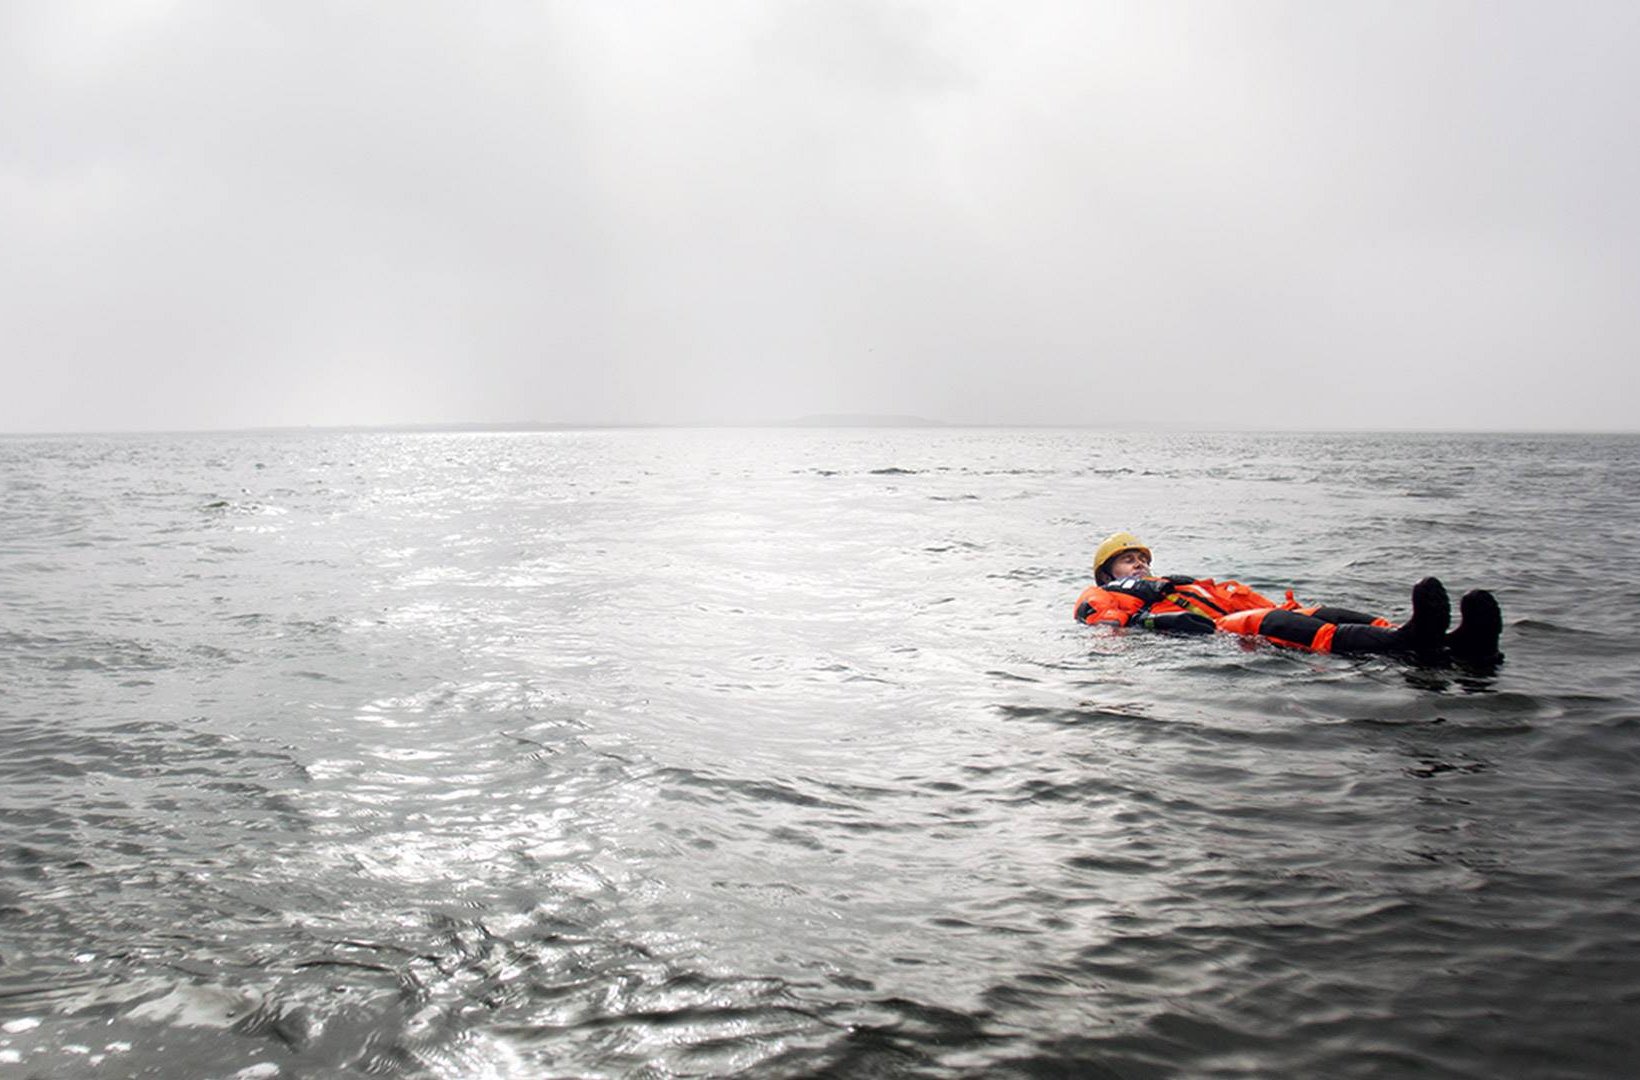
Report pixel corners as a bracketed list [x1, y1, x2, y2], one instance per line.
[1075, 587, 1134, 627]
[1101, 576, 1177, 605]
[1075, 591, 1213, 633]
[1139, 611, 1215, 635]
[1096, 578, 1214, 634]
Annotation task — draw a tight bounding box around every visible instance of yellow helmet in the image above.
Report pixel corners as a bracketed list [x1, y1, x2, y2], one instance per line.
[1093, 531, 1150, 583]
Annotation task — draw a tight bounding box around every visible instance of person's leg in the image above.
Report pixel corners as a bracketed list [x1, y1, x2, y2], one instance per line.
[1446, 589, 1504, 665]
[1217, 579, 1450, 657]
[1218, 608, 1339, 651]
[1330, 577, 1449, 658]
[1304, 605, 1392, 627]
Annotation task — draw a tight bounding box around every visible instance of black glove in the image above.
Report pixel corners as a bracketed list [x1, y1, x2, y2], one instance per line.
[1104, 576, 1176, 605]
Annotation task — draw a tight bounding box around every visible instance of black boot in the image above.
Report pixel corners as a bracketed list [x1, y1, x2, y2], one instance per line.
[1330, 577, 1449, 658]
[1405, 577, 1451, 658]
[1447, 590, 1504, 666]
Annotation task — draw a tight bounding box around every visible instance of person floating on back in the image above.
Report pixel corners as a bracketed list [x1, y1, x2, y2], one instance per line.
[1074, 531, 1504, 666]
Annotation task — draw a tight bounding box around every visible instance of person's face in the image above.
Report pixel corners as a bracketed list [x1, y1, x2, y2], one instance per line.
[1107, 549, 1151, 579]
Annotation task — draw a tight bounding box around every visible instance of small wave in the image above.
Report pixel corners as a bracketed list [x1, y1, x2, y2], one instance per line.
[653, 767, 857, 811]
[1514, 618, 1605, 638]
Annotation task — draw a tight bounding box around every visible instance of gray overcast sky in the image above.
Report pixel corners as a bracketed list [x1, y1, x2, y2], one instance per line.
[3, 1, 1636, 433]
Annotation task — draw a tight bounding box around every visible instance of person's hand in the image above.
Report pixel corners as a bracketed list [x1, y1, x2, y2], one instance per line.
[1104, 576, 1175, 605]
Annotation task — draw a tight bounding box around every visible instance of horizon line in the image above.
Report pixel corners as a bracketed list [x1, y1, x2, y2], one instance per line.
[3, 417, 1637, 438]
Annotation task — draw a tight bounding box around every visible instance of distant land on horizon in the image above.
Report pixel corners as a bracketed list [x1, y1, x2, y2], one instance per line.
[2, 415, 955, 436]
[785, 414, 947, 428]
[307, 414, 951, 432]
[418, 414, 951, 430]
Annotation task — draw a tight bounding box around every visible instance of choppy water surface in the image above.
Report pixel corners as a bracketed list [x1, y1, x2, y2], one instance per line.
[2, 428, 1637, 1078]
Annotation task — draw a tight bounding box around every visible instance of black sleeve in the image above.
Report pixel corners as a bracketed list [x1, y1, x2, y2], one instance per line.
[1142, 611, 1215, 635]
[1103, 577, 1172, 604]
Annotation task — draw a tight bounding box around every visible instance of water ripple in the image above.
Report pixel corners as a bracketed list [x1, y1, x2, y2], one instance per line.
[2, 430, 1638, 1077]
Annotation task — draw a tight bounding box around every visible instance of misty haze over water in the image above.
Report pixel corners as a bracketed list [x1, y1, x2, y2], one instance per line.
[4, 2, 1639, 435]
[6, 2, 1638, 1075]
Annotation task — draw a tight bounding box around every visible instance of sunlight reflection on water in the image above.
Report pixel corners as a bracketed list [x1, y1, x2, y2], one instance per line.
[2, 429, 1638, 1076]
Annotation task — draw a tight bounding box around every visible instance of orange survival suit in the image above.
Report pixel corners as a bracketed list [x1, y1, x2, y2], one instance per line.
[1074, 576, 1396, 653]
